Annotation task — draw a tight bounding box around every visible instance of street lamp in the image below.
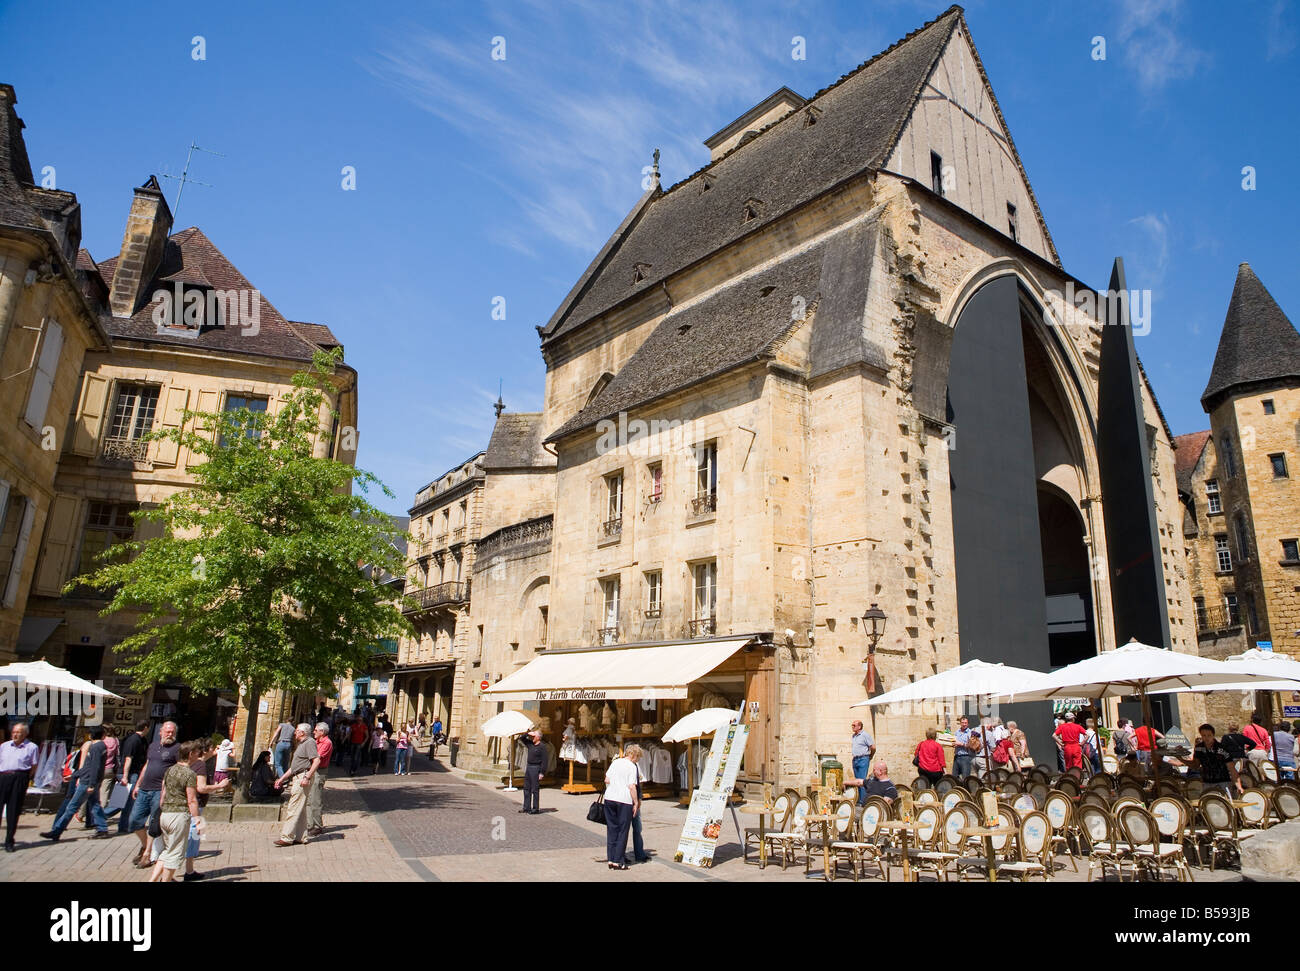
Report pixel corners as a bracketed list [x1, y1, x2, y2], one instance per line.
[862, 603, 887, 694]
[862, 603, 887, 656]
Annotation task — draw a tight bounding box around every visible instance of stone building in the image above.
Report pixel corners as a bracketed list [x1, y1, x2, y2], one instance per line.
[0, 84, 112, 660]
[390, 453, 485, 733]
[456, 6, 1200, 786]
[1177, 264, 1300, 726]
[19, 169, 358, 753]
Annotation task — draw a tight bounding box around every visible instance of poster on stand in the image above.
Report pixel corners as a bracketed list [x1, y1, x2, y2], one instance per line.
[673, 721, 748, 868]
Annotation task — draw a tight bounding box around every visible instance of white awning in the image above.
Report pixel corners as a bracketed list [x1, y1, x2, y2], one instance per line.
[482, 638, 752, 702]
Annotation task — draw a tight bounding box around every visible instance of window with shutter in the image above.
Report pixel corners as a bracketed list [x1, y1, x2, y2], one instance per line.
[23, 319, 64, 428]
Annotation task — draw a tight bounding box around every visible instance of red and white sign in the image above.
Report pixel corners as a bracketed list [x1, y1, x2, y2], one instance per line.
[480, 680, 490, 691]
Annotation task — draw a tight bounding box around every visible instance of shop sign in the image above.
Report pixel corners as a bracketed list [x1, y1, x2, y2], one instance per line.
[532, 689, 609, 700]
[674, 722, 749, 868]
[1283, 706, 1300, 719]
[1257, 642, 1273, 652]
[1162, 725, 1190, 751]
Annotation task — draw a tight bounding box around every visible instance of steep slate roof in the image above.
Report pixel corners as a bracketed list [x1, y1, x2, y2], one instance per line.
[483, 412, 553, 470]
[0, 84, 42, 233]
[542, 6, 964, 346]
[1201, 263, 1300, 410]
[291, 320, 343, 351]
[548, 247, 823, 442]
[97, 227, 326, 362]
[1172, 429, 1210, 494]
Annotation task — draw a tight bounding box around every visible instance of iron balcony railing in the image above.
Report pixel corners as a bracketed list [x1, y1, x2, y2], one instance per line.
[1196, 605, 1241, 634]
[598, 626, 619, 645]
[101, 436, 150, 463]
[689, 617, 717, 638]
[402, 580, 470, 614]
[601, 516, 623, 539]
[691, 492, 717, 516]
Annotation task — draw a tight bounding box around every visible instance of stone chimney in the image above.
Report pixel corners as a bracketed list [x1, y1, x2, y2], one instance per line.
[108, 175, 173, 317]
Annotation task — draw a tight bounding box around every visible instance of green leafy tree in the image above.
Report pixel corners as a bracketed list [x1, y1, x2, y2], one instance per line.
[68, 349, 412, 785]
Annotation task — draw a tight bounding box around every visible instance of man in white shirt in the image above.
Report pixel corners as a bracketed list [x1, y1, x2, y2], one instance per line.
[603, 745, 641, 870]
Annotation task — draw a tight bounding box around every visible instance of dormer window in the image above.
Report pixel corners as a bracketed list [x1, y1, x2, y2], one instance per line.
[804, 106, 822, 127]
[1007, 202, 1019, 242]
[633, 262, 652, 284]
[930, 151, 945, 197]
[742, 197, 763, 222]
[698, 173, 715, 194]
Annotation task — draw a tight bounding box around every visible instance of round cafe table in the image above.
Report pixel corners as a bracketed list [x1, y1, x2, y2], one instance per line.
[878, 820, 920, 882]
[738, 805, 777, 869]
[804, 813, 839, 881]
[959, 825, 1010, 882]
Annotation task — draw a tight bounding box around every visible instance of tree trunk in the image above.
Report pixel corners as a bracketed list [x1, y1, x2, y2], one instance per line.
[234, 682, 263, 804]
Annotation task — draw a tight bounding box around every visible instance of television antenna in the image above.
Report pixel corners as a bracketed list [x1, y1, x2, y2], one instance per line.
[160, 141, 225, 219]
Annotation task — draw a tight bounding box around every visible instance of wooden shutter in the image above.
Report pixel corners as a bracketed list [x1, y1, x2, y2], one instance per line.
[153, 386, 190, 467]
[2, 497, 36, 606]
[23, 319, 64, 428]
[134, 503, 165, 545]
[187, 389, 221, 468]
[72, 373, 110, 456]
[32, 495, 78, 596]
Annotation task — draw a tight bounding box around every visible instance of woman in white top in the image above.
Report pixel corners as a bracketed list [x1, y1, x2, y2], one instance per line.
[603, 744, 642, 871]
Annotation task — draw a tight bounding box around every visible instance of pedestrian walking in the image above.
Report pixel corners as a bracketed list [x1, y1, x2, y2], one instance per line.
[307, 723, 332, 837]
[519, 729, 545, 814]
[1054, 712, 1086, 771]
[90, 725, 119, 826]
[370, 724, 388, 773]
[273, 724, 319, 846]
[603, 744, 641, 870]
[393, 726, 411, 775]
[952, 715, 975, 780]
[42, 726, 110, 841]
[0, 722, 39, 851]
[150, 740, 200, 883]
[271, 717, 294, 777]
[183, 739, 231, 880]
[115, 720, 150, 835]
[347, 717, 368, 775]
[126, 721, 180, 868]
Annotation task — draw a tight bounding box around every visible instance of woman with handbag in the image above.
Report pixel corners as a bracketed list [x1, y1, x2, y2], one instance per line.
[149, 740, 201, 883]
[913, 727, 945, 787]
[602, 745, 642, 871]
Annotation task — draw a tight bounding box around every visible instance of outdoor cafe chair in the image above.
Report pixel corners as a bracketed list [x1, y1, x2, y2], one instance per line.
[885, 803, 942, 882]
[1272, 784, 1300, 822]
[1149, 796, 1200, 868]
[912, 775, 932, 792]
[765, 794, 813, 869]
[1239, 759, 1262, 786]
[915, 806, 967, 882]
[744, 791, 790, 863]
[934, 774, 958, 796]
[831, 804, 887, 881]
[1028, 780, 1050, 806]
[1196, 791, 1252, 871]
[1117, 804, 1193, 882]
[1112, 795, 1144, 817]
[1081, 791, 1111, 811]
[1101, 753, 1119, 774]
[916, 789, 939, 805]
[1184, 778, 1204, 800]
[1086, 773, 1114, 792]
[1238, 788, 1271, 829]
[1043, 790, 1080, 872]
[1116, 781, 1146, 801]
[1055, 775, 1082, 801]
[1261, 760, 1280, 783]
[808, 798, 857, 876]
[1012, 792, 1037, 815]
[943, 787, 970, 813]
[1157, 779, 1185, 799]
[999, 776, 1023, 794]
[994, 810, 1052, 881]
[1079, 804, 1134, 882]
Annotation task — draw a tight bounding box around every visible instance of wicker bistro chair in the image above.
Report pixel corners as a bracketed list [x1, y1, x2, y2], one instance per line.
[1112, 795, 1144, 818]
[1086, 773, 1115, 793]
[1149, 796, 1202, 867]
[1116, 781, 1147, 802]
[913, 807, 967, 882]
[1117, 804, 1193, 882]
[1238, 788, 1272, 829]
[1261, 760, 1280, 783]
[916, 789, 939, 805]
[1195, 792, 1253, 871]
[1042, 790, 1080, 872]
[1272, 784, 1300, 822]
[1055, 775, 1082, 801]
[744, 792, 791, 863]
[808, 798, 857, 876]
[831, 804, 888, 882]
[882, 803, 942, 881]
[1012, 792, 1038, 815]
[1080, 791, 1112, 811]
[994, 810, 1053, 881]
[764, 795, 813, 869]
[934, 774, 959, 797]
[1184, 779, 1205, 800]
[1079, 804, 1135, 882]
[942, 789, 968, 814]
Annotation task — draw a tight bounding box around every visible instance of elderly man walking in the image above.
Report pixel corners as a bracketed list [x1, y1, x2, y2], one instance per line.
[307, 722, 332, 837]
[126, 721, 179, 868]
[273, 724, 319, 846]
[0, 722, 39, 851]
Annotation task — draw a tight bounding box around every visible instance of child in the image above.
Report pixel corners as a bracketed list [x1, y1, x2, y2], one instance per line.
[213, 737, 234, 784]
[371, 725, 389, 773]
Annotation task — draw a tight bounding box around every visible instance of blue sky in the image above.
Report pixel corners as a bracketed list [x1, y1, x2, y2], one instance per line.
[2, 0, 1296, 515]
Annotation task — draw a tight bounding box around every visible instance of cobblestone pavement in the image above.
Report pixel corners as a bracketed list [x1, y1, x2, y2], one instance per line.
[0, 751, 1244, 882]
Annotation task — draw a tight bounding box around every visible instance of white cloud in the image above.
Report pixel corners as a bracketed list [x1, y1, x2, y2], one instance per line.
[1114, 0, 1210, 92]
[1126, 211, 1171, 288]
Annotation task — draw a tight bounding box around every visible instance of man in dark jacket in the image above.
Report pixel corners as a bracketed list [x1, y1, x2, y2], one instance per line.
[520, 729, 545, 814]
[43, 727, 110, 839]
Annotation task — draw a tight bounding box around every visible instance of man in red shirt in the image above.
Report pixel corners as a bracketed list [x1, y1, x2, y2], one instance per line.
[348, 717, 369, 776]
[1053, 712, 1085, 770]
[308, 722, 332, 837]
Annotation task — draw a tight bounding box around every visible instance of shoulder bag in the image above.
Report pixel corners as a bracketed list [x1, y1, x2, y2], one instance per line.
[587, 793, 606, 824]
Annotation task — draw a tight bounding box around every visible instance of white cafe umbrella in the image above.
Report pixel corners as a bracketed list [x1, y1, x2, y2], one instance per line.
[0, 660, 122, 700]
[662, 708, 737, 743]
[1150, 650, 1300, 697]
[1011, 640, 1288, 784]
[481, 710, 535, 792]
[850, 658, 1046, 708]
